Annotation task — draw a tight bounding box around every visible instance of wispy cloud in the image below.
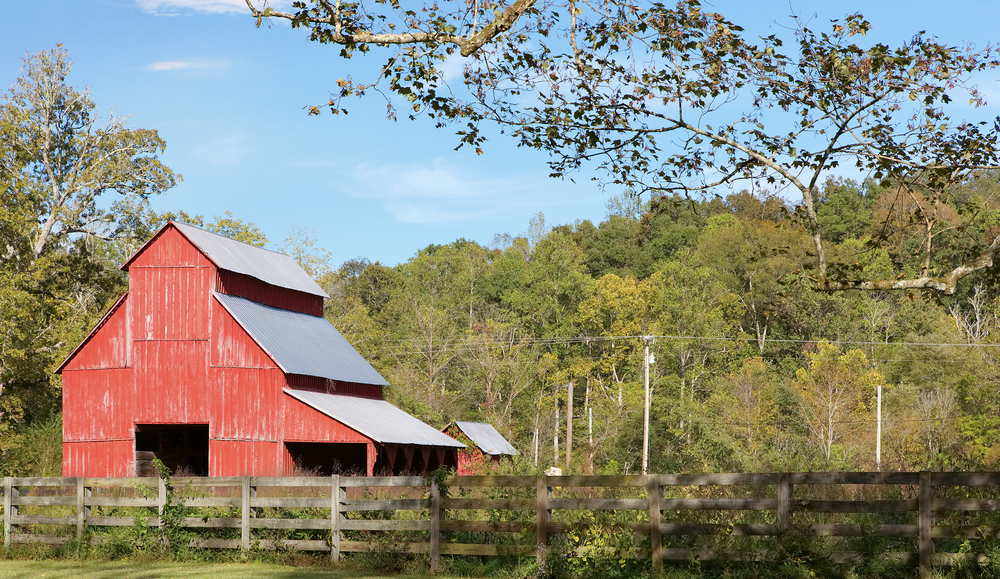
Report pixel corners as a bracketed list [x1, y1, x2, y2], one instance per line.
[193, 132, 252, 165]
[136, 0, 267, 15]
[146, 60, 227, 72]
[341, 159, 536, 224]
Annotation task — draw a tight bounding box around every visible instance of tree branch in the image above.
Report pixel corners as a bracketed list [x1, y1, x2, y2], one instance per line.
[244, 0, 536, 58]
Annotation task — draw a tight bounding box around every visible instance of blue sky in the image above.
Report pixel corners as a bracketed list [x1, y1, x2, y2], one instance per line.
[3, 1, 998, 267]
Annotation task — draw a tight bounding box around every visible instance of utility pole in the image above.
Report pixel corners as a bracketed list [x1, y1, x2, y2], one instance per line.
[533, 427, 539, 467]
[642, 336, 655, 475]
[876, 382, 882, 471]
[554, 395, 559, 464]
[566, 382, 573, 471]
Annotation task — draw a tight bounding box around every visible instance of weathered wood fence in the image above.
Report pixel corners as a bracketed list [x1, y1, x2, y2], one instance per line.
[4, 472, 1000, 578]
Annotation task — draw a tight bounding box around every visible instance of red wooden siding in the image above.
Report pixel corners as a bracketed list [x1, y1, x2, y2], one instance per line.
[286, 375, 383, 400]
[210, 440, 282, 477]
[62, 368, 132, 442]
[63, 440, 133, 477]
[61, 295, 130, 371]
[281, 395, 373, 444]
[128, 226, 212, 269]
[211, 368, 284, 440]
[215, 270, 323, 316]
[211, 298, 279, 369]
[132, 340, 210, 425]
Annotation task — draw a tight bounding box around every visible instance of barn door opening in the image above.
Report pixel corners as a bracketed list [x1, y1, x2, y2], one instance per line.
[285, 442, 368, 476]
[135, 424, 209, 477]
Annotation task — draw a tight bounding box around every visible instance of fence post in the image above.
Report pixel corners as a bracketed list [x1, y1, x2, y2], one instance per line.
[919, 471, 934, 579]
[157, 476, 166, 521]
[647, 474, 662, 577]
[777, 472, 791, 534]
[3, 477, 13, 549]
[430, 479, 441, 572]
[241, 475, 252, 550]
[330, 474, 341, 562]
[75, 477, 88, 541]
[536, 475, 549, 571]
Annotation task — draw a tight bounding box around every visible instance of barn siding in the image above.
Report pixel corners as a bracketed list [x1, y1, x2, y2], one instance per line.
[281, 395, 372, 444]
[62, 368, 132, 441]
[210, 368, 284, 441]
[130, 265, 211, 341]
[128, 226, 214, 269]
[211, 298, 279, 369]
[132, 340, 210, 424]
[209, 440, 282, 476]
[63, 440, 133, 477]
[61, 295, 130, 371]
[286, 375, 383, 400]
[215, 270, 323, 316]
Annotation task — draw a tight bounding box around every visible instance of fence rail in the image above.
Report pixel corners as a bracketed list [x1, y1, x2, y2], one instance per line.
[3, 472, 1000, 578]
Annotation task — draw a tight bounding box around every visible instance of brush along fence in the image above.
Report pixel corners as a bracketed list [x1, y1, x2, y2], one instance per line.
[3, 472, 1000, 577]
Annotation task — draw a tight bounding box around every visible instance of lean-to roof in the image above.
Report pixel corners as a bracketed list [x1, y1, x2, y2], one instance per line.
[452, 421, 518, 456]
[285, 390, 465, 448]
[215, 292, 388, 386]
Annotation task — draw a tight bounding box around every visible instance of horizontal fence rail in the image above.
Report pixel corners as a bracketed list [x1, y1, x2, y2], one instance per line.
[3, 472, 1000, 577]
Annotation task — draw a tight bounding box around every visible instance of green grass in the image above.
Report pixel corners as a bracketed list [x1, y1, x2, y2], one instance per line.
[0, 560, 439, 579]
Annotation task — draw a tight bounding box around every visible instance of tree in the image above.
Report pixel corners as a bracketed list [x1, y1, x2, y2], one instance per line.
[707, 358, 779, 471]
[250, 0, 1000, 294]
[2, 47, 178, 267]
[460, 317, 537, 439]
[0, 47, 177, 420]
[651, 253, 737, 420]
[794, 343, 882, 467]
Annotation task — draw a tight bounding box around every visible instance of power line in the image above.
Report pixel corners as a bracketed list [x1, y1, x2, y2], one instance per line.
[380, 332, 1000, 350]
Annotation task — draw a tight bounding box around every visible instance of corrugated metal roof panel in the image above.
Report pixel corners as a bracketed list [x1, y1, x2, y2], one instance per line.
[453, 421, 518, 456]
[285, 390, 465, 448]
[173, 221, 328, 298]
[215, 292, 388, 386]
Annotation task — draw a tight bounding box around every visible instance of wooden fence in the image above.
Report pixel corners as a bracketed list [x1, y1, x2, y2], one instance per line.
[3, 472, 1000, 578]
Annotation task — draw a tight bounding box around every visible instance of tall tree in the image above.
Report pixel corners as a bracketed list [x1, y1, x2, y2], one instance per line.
[251, 0, 1000, 294]
[0, 47, 177, 419]
[794, 343, 882, 467]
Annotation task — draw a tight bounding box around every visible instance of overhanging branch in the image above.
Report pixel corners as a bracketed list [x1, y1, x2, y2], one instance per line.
[245, 0, 535, 57]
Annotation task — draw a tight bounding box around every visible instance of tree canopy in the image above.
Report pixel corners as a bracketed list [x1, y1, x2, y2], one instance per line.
[247, 0, 1000, 294]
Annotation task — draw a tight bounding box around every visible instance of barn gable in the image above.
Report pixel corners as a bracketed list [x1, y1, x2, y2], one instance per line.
[123, 221, 327, 298]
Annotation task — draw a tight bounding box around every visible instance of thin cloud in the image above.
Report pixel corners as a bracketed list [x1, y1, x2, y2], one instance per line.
[193, 132, 252, 165]
[146, 60, 227, 72]
[353, 160, 488, 202]
[136, 0, 266, 15]
[384, 202, 486, 225]
[341, 159, 537, 224]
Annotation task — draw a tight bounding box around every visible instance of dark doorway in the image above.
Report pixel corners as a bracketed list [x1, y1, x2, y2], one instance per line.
[135, 424, 209, 477]
[285, 442, 367, 475]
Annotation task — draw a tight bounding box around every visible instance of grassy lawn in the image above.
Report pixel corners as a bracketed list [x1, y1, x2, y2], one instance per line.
[0, 560, 438, 579]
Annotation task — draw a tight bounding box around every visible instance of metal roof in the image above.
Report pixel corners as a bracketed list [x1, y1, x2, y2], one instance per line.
[215, 292, 388, 386]
[285, 389, 465, 448]
[452, 421, 518, 456]
[171, 221, 328, 298]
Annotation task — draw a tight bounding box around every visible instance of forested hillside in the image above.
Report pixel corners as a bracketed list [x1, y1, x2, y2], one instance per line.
[318, 182, 1000, 475]
[4, 47, 1000, 478]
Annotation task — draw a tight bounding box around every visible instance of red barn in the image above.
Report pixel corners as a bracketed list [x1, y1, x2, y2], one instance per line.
[443, 421, 518, 476]
[57, 221, 462, 477]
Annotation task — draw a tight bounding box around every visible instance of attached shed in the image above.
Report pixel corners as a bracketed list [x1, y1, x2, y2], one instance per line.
[443, 421, 518, 475]
[58, 221, 463, 477]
